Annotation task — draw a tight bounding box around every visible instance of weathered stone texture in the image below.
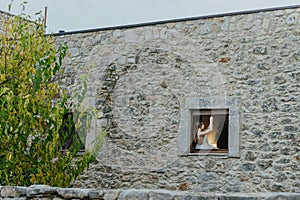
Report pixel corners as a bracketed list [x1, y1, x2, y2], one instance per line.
[0, 11, 11, 34]
[1, 186, 300, 199]
[52, 6, 299, 192]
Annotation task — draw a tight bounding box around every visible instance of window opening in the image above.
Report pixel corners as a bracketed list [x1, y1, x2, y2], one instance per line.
[190, 109, 229, 153]
[60, 112, 85, 150]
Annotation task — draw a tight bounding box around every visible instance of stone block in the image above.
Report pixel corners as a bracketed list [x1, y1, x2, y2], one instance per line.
[144, 29, 152, 40]
[240, 162, 256, 171]
[80, 46, 89, 56]
[118, 190, 148, 200]
[286, 13, 299, 25]
[26, 185, 57, 197]
[127, 57, 135, 64]
[104, 190, 119, 200]
[89, 190, 104, 199]
[149, 190, 175, 200]
[218, 193, 258, 200]
[118, 56, 127, 65]
[199, 23, 211, 35]
[265, 193, 300, 200]
[124, 30, 138, 43]
[0, 187, 26, 198]
[68, 47, 79, 57]
[57, 188, 90, 199]
[178, 193, 217, 200]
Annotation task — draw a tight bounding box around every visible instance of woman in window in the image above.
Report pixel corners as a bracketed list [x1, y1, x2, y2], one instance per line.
[195, 116, 217, 150]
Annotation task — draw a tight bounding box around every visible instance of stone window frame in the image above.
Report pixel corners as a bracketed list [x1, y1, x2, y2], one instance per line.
[178, 97, 240, 157]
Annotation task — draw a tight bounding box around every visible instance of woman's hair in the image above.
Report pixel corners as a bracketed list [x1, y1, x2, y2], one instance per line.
[198, 122, 205, 129]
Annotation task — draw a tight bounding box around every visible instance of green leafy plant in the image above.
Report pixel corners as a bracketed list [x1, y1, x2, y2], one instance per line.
[0, 6, 104, 187]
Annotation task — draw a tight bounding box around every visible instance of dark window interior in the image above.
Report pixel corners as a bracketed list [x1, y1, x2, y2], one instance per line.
[190, 109, 229, 153]
[60, 112, 85, 150]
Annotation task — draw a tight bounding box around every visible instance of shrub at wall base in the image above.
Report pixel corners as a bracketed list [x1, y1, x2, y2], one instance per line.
[0, 13, 98, 187]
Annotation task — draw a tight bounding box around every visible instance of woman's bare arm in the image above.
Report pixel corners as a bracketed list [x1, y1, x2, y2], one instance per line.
[199, 116, 214, 135]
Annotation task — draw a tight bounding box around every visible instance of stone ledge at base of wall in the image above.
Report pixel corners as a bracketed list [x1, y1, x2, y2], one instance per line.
[1, 185, 300, 200]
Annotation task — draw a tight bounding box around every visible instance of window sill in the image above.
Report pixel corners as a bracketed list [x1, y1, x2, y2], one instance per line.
[186, 152, 228, 157]
[179, 149, 230, 157]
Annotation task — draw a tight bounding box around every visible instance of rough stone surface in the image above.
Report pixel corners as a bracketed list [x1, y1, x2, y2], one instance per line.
[1, 6, 300, 193]
[57, 188, 90, 199]
[118, 189, 148, 200]
[51, 6, 300, 193]
[0, 187, 26, 197]
[0, 11, 9, 34]
[1, 186, 300, 199]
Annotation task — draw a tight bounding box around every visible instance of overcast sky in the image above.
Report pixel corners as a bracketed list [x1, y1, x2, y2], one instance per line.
[1, 0, 300, 33]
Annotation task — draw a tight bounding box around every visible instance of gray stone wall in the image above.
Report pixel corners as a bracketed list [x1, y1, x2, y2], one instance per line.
[0, 11, 10, 34]
[54, 6, 300, 193]
[1, 186, 300, 199]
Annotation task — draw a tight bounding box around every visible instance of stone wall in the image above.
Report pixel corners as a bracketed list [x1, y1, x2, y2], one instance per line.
[1, 186, 300, 200]
[53, 6, 300, 192]
[0, 10, 10, 34]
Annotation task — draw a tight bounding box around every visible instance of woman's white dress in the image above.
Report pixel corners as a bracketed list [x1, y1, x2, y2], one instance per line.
[195, 129, 217, 150]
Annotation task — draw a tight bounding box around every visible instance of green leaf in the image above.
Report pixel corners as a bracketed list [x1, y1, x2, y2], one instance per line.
[0, 7, 104, 187]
